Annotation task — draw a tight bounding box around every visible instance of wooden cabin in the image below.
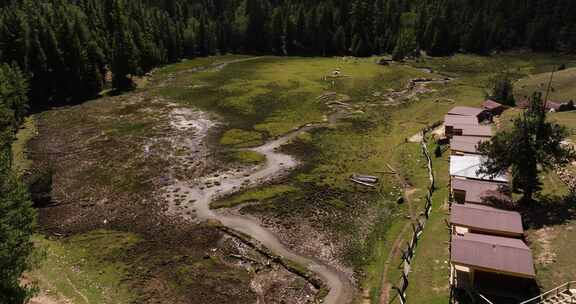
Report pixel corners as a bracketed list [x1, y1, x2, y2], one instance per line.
[451, 178, 511, 205]
[450, 136, 488, 155]
[451, 233, 536, 301]
[450, 204, 524, 238]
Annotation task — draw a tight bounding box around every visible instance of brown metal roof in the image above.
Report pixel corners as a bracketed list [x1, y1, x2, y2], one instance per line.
[451, 136, 487, 154]
[448, 106, 485, 117]
[445, 115, 479, 127]
[458, 125, 493, 137]
[547, 101, 563, 111]
[451, 233, 535, 278]
[517, 99, 563, 111]
[451, 178, 511, 204]
[450, 204, 524, 235]
[483, 99, 504, 110]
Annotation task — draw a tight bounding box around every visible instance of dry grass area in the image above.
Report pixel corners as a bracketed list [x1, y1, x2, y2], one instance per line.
[524, 196, 576, 292]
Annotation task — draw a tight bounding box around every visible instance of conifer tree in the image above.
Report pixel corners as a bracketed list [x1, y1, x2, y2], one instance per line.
[110, 0, 140, 90]
[479, 92, 575, 203]
[0, 63, 36, 304]
[270, 8, 285, 55]
[332, 26, 347, 55]
[245, 0, 268, 52]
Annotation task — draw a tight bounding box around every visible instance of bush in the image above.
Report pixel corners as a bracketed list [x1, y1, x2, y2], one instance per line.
[434, 144, 443, 158]
[0, 171, 37, 304]
[27, 167, 53, 206]
[344, 114, 376, 132]
[487, 73, 516, 107]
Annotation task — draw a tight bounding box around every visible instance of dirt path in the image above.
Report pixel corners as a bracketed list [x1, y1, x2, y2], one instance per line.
[378, 186, 419, 304]
[378, 222, 411, 304]
[66, 275, 90, 304]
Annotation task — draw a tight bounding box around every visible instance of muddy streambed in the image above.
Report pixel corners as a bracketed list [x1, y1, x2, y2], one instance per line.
[164, 117, 354, 304]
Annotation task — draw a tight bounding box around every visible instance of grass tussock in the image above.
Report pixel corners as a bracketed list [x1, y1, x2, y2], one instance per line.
[212, 185, 298, 209]
[220, 129, 264, 147]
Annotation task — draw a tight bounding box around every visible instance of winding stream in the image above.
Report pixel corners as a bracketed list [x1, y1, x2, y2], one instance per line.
[169, 121, 354, 304]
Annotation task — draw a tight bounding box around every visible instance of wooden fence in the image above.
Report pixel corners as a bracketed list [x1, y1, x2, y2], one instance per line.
[393, 122, 441, 304]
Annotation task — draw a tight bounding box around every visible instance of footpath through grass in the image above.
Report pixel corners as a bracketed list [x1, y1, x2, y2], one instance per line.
[403, 142, 451, 304]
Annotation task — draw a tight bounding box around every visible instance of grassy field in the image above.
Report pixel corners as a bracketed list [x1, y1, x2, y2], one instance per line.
[156, 56, 428, 137]
[528, 218, 576, 291]
[11, 116, 37, 177]
[30, 231, 139, 304]
[550, 111, 576, 141]
[153, 54, 253, 76]
[515, 67, 576, 102]
[527, 109, 576, 292]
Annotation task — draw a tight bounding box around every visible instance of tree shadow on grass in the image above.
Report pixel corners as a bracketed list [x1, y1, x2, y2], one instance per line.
[520, 193, 576, 229]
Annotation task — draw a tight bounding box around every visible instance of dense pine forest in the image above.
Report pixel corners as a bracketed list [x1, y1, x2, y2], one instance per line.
[0, 0, 575, 110]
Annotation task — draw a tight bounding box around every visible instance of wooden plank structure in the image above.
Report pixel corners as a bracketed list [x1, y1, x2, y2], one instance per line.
[350, 174, 379, 187]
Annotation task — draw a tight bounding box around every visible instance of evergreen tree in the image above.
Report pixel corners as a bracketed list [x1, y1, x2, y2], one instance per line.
[479, 92, 575, 203]
[427, 14, 452, 56]
[392, 12, 418, 60]
[0, 63, 36, 304]
[245, 0, 268, 52]
[110, 0, 141, 90]
[488, 73, 516, 106]
[462, 13, 486, 53]
[270, 8, 285, 55]
[332, 26, 347, 55]
[0, 171, 36, 304]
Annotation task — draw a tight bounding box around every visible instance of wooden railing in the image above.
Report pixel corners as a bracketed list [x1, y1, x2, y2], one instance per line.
[392, 123, 441, 304]
[520, 281, 576, 304]
[478, 293, 495, 304]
